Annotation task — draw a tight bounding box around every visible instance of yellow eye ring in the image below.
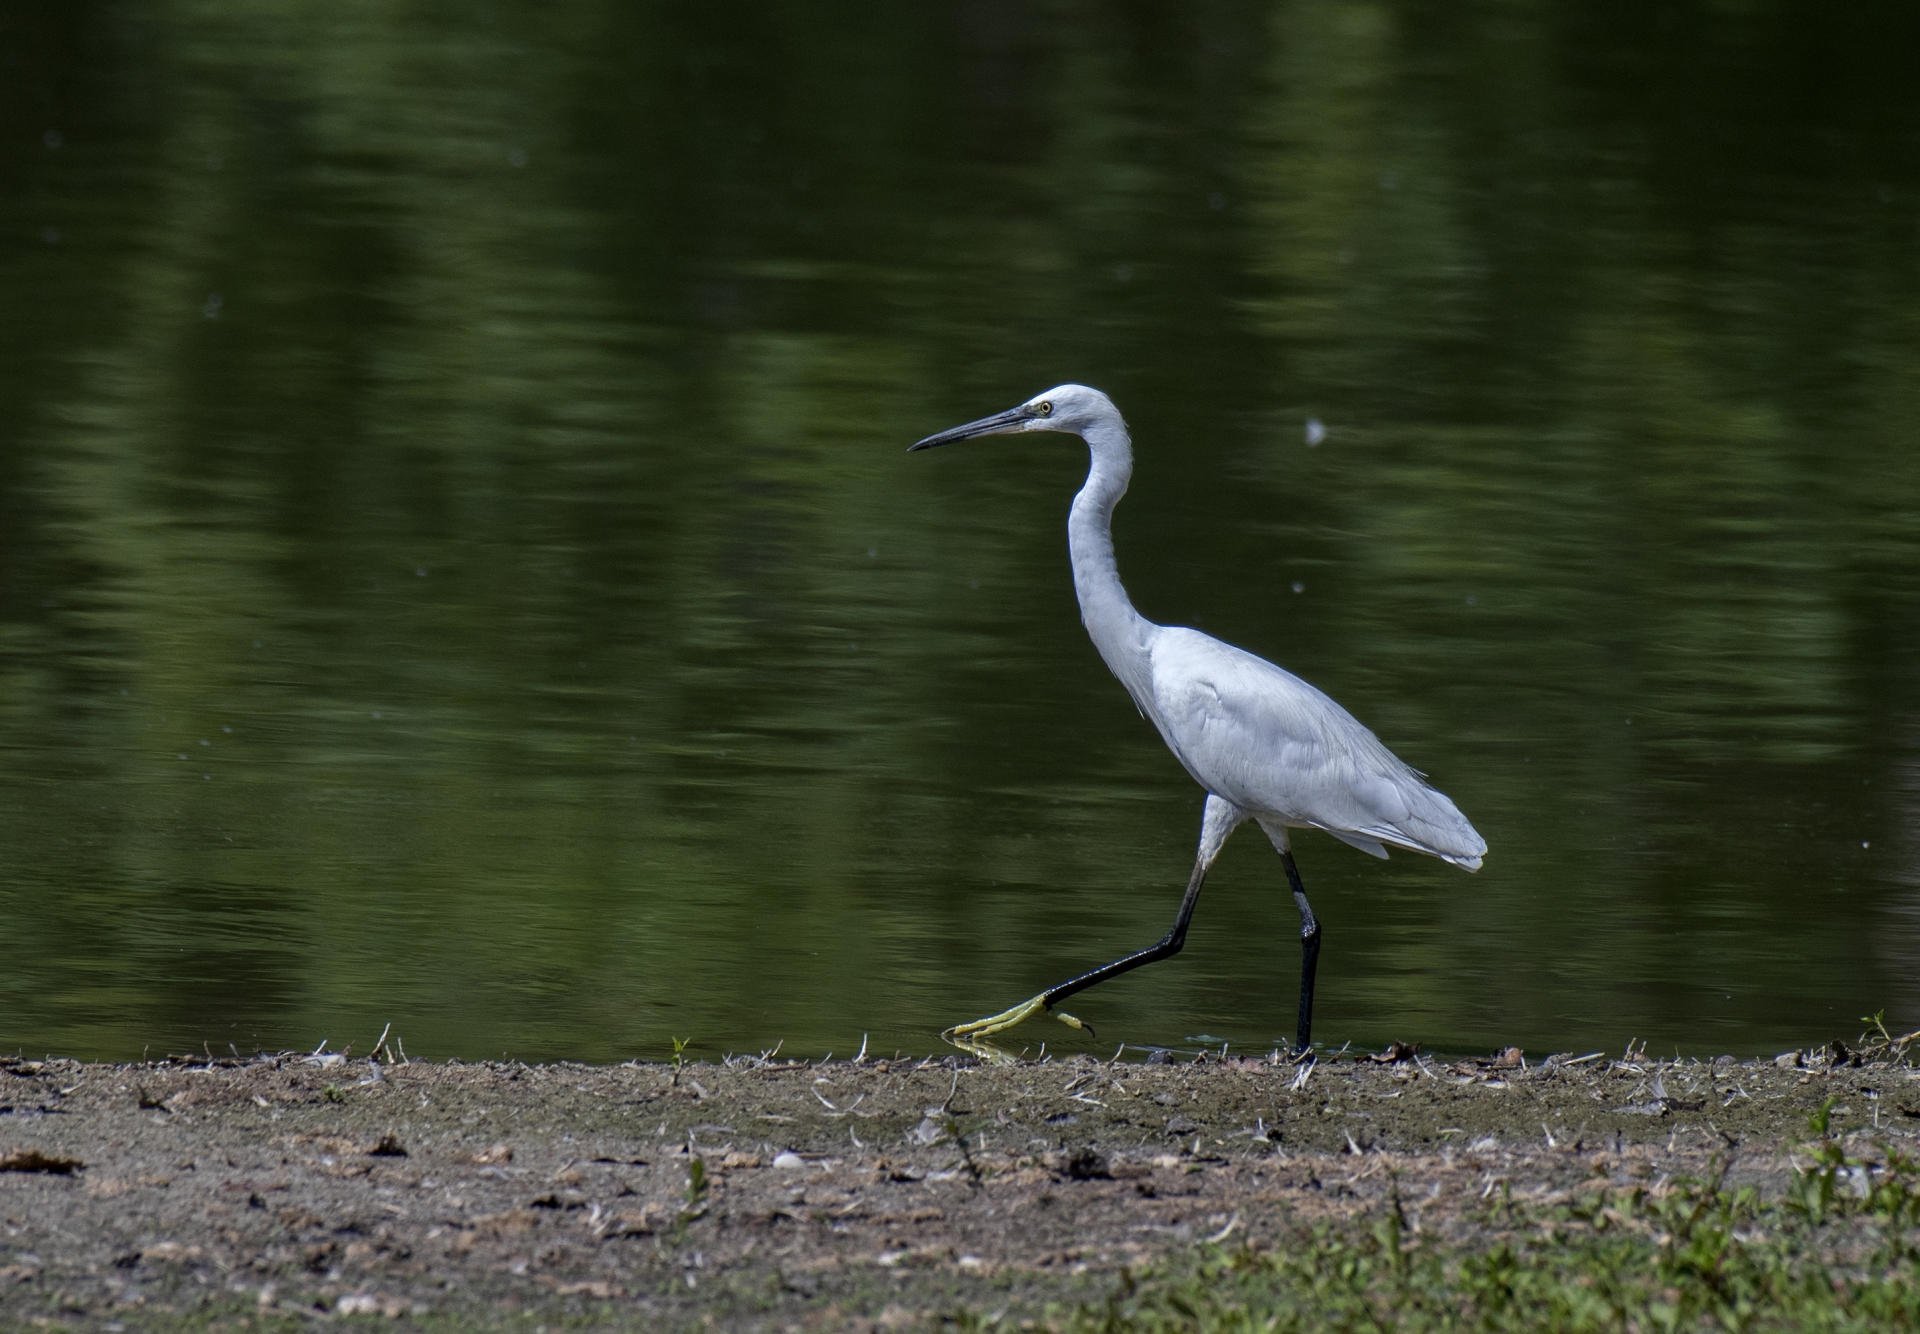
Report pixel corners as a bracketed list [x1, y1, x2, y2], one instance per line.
[1034, 400, 1053, 416]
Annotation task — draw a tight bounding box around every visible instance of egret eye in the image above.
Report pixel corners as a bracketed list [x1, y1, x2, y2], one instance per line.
[1034, 400, 1053, 417]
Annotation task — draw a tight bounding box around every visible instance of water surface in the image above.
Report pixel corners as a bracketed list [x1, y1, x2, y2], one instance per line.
[4, 2, 1919, 1062]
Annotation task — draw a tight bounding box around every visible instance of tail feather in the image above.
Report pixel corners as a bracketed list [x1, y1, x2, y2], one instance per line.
[1398, 782, 1486, 870]
[1343, 783, 1485, 872]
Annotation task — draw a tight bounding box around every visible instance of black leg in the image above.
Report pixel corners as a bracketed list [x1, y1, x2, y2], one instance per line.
[1034, 858, 1209, 1016]
[1281, 850, 1321, 1057]
[943, 855, 1217, 1045]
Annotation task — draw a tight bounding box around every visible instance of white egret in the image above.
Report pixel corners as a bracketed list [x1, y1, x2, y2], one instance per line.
[910, 384, 1485, 1056]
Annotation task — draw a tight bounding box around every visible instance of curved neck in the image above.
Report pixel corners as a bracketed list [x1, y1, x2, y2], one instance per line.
[1069, 414, 1155, 679]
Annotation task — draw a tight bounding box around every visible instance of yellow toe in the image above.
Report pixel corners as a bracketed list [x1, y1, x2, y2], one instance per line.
[945, 1034, 1025, 1064]
[1053, 1010, 1094, 1037]
[942, 993, 1051, 1043]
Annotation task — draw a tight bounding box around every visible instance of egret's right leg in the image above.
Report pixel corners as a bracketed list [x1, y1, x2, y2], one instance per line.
[1256, 821, 1323, 1059]
[943, 796, 1247, 1048]
[1281, 849, 1321, 1058]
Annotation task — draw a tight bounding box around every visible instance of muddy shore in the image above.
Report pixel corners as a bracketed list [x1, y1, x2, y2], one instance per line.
[3, 1046, 1914, 1330]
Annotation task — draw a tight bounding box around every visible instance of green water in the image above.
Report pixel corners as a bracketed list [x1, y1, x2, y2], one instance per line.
[4, 2, 1918, 1063]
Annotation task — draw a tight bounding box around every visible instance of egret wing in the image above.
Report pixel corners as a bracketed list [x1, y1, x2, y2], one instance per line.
[1144, 628, 1485, 869]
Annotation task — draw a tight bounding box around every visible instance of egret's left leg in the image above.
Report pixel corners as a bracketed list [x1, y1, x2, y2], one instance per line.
[943, 796, 1248, 1050]
[943, 856, 1208, 1047]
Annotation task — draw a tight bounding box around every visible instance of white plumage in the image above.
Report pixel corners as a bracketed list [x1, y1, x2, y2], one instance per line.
[911, 383, 1485, 1054]
[1146, 626, 1484, 868]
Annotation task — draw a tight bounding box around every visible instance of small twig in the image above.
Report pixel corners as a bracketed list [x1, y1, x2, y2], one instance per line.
[942, 1114, 985, 1185]
[810, 1088, 866, 1116]
[1203, 1212, 1243, 1244]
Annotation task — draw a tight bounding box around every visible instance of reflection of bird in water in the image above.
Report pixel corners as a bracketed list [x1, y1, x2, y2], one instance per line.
[910, 385, 1485, 1057]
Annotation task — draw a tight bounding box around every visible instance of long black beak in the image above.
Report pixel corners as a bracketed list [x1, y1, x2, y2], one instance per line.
[908, 405, 1033, 452]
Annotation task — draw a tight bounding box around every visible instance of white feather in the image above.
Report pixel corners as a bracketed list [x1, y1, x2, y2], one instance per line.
[1143, 627, 1485, 869]
[1034, 383, 1486, 875]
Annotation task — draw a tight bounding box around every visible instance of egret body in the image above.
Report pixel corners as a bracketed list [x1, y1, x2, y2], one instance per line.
[910, 385, 1485, 1055]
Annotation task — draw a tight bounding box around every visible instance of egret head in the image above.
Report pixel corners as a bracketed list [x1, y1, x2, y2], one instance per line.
[908, 383, 1119, 451]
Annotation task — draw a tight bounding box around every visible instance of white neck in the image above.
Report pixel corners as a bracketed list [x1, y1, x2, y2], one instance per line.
[1068, 412, 1156, 694]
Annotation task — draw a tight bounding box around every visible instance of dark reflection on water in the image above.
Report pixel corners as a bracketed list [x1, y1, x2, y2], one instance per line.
[3, 2, 1918, 1062]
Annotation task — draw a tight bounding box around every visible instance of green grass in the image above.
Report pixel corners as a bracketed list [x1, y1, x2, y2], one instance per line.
[999, 1101, 1920, 1333]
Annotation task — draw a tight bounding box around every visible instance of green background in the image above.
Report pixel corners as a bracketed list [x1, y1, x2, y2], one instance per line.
[3, 1, 1918, 1062]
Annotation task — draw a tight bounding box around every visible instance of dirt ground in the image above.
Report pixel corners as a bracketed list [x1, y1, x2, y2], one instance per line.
[3, 1044, 1916, 1330]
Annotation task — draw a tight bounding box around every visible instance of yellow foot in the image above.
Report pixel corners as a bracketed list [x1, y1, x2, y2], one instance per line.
[942, 994, 1095, 1049]
[944, 1034, 1024, 1064]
